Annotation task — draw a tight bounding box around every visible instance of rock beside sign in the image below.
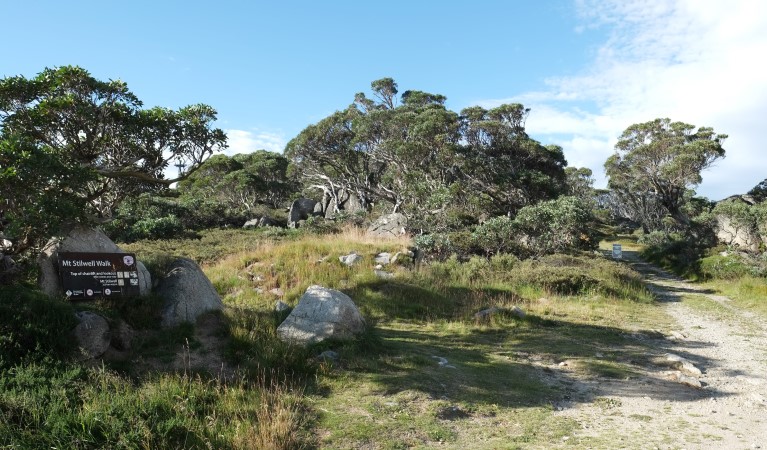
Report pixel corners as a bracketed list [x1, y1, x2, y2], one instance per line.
[38, 224, 151, 298]
[156, 257, 224, 327]
[73, 311, 111, 360]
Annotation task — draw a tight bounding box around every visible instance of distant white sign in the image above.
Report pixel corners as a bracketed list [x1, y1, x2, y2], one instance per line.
[612, 243, 623, 259]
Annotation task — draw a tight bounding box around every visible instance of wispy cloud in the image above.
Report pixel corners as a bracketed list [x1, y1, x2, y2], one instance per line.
[482, 0, 767, 199]
[224, 129, 287, 156]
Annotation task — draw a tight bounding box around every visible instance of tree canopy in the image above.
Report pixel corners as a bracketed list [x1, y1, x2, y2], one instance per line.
[286, 78, 567, 229]
[177, 150, 295, 212]
[604, 118, 726, 230]
[0, 66, 227, 253]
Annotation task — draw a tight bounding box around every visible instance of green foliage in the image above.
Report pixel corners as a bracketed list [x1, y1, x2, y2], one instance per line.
[699, 254, 758, 279]
[747, 178, 767, 202]
[287, 78, 567, 229]
[605, 118, 726, 231]
[470, 196, 598, 259]
[0, 137, 88, 257]
[413, 233, 456, 260]
[471, 216, 518, 256]
[104, 193, 191, 242]
[512, 196, 598, 257]
[178, 150, 296, 213]
[640, 232, 706, 278]
[0, 66, 226, 258]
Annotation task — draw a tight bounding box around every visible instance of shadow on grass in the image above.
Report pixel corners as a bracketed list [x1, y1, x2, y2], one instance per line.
[330, 314, 732, 412]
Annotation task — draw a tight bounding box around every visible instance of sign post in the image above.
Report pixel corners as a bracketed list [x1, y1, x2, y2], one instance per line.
[612, 243, 623, 260]
[58, 252, 141, 300]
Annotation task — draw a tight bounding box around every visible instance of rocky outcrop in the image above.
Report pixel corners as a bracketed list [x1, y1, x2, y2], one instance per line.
[367, 213, 407, 238]
[716, 216, 761, 253]
[74, 311, 111, 360]
[38, 225, 151, 298]
[277, 285, 366, 346]
[288, 198, 320, 228]
[156, 257, 224, 327]
[314, 188, 370, 219]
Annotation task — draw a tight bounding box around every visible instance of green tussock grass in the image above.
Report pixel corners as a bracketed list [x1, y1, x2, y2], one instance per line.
[3, 228, 676, 448]
[700, 275, 767, 319]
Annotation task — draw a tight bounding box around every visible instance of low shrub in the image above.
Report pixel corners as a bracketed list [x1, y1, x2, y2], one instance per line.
[699, 254, 752, 279]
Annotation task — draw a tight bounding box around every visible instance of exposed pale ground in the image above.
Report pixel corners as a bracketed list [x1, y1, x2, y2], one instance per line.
[551, 253, 767, 450]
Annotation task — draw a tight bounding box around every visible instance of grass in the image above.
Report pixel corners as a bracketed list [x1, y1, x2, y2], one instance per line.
[2, 226, 681, 448]
[699, 275, 767, 318]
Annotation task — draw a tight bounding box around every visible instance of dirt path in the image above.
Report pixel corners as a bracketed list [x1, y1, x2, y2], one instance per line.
[554, 253, 767, 449]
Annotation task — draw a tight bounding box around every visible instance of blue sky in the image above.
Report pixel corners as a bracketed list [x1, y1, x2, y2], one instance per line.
[2, 0, 766, 200]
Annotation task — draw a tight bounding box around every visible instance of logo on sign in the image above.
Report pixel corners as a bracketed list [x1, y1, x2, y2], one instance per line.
[123, 255, 134, 266]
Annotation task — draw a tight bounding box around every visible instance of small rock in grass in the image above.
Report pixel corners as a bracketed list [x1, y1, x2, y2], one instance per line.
[374, 252, 392, 265]
[374, 269, 395, 280]
[509, 305, 526, 319]
[275, 300, 291, 313]
[339, 252, 363, 266]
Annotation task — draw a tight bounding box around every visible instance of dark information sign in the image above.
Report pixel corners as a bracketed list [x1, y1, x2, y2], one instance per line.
[58, 252, 141, 300]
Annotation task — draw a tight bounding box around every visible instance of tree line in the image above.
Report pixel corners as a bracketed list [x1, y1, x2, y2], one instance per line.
[4, 66, 761, 280]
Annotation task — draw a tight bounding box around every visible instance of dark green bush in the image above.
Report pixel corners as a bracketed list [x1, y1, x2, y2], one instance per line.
[414, 233, 456, 260]
[699, 254, 752, 279]
[471, 216, 519, 256]
[130, 215, 184, 240]
[512, 196, 598, 257]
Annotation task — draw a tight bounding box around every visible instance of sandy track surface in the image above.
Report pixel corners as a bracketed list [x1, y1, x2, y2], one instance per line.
[553, 255, 767, 449]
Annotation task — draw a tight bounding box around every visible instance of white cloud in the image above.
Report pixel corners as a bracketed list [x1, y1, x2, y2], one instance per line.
[224, 129, 287, 156]
[485, 0, 767, 199]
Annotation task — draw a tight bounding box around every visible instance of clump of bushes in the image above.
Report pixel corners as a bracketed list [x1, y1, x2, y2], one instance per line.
[417, 196, 599, 261]
[699, 253, 767, 279]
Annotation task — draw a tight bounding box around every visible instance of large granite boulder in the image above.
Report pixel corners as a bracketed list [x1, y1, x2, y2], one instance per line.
[367, 213, 408, 238]
[38, 225, 151, 298]
[156, 257, 223, 327]
[74, 311, 111, 360]
[323, 189, 369, 219]
[277, 285, 366, 346]
[715, 216, 761, 253]
[288, 198, 320, 228]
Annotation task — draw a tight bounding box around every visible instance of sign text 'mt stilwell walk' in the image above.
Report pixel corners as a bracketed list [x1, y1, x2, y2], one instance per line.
[58, 252, 141, 300]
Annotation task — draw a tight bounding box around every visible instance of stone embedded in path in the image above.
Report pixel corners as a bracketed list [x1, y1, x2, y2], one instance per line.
[667, 331, 687, 340]
[277, 285, 366, 346]
[666, 370, 702, 389]
[665, 353, 703, 376]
